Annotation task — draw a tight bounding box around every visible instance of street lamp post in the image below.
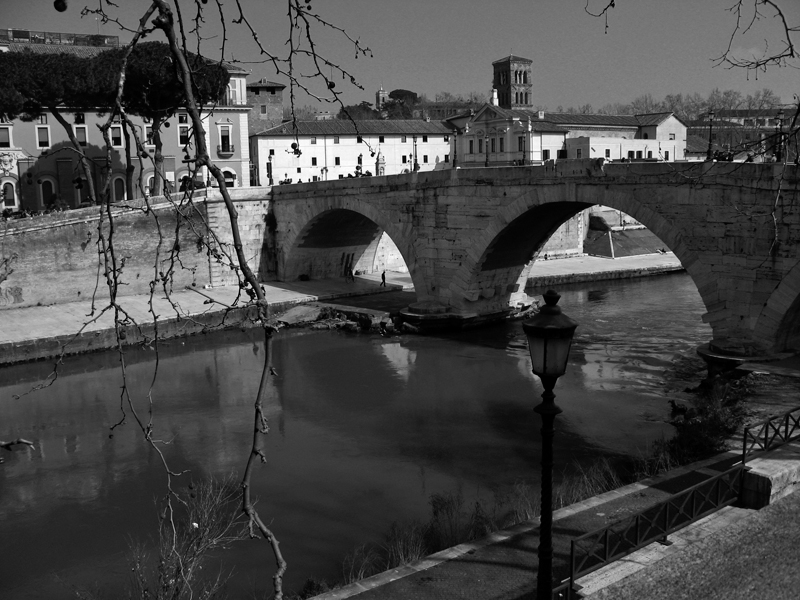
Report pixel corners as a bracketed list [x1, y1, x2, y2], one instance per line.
[706, 109, 715, 161]
[522, 290, 578, 599]
[267, 154, 273, 186]
[775, 109, 785, 163]
[452, 129, 458, 169]
[484, 134, 490, 167]
[413, 135, 420, 171]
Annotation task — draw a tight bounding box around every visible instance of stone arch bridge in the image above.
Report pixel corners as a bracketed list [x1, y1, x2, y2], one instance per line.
[210, 159, 800, 355]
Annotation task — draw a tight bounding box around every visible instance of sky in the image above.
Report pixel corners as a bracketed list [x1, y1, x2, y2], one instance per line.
[5, 1, 799, 112]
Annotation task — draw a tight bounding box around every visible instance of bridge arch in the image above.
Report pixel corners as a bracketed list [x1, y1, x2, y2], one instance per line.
[447, 185, 715, 323]
[277, 196, 423, 292]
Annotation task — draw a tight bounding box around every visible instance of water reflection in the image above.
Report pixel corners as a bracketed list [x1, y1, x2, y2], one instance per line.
[0, 273, 710, 598]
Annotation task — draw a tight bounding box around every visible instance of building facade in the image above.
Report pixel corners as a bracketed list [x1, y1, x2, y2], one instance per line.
[246, 78, 286, 134]
[0, 30, 251, 214]
[250, 120, 452, 186]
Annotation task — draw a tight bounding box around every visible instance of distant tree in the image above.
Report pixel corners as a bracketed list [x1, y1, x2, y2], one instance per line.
[388, 88, 419, 105]
[337, 101, 379, 120]
[94, 42, 230, 195]
[283, 104, 324, 121]
[578, 103, 594, 114]
[381, 99, 413, 120]
[0, 50, 114, 204]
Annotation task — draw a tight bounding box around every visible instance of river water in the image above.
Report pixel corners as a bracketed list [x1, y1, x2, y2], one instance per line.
[0, 272, 709, 598]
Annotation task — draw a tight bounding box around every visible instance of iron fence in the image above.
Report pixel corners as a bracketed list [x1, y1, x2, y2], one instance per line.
[550, 463, 745, 599]
[742, 405, 800, 464]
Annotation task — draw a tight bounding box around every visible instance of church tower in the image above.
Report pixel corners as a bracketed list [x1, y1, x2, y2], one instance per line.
[492, 55, 533, 110]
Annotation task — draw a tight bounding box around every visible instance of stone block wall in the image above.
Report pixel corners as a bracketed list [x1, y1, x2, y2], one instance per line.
[0, 198, 212, 310]
[204, 191, 274, 287]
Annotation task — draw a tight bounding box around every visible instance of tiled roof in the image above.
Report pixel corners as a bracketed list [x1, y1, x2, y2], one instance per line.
[475, 107, 569, 133]
[247, 78, 285, 89]
[492, 55, 533, 64]
[685, 135, 709, 153]
[252, 119, 452, 137]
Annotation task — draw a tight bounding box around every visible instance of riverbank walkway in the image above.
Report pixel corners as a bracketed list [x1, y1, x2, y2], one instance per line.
[0, 253, 681, 366]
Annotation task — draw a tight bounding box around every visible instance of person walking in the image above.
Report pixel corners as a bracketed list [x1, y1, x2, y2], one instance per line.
[380, 271, 386, 287]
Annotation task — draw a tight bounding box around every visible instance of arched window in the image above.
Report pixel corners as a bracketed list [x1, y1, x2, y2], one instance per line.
[643, 133, 649, 139]
[112, 177, 126, 202]
[147, 176, 155, 195]
[2, 181, 16, 209]
[39, 178, 56, 206]
[223, 170, 237, 187]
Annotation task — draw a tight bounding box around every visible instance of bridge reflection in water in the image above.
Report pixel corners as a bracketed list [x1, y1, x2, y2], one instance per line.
[0, 273, 709, 598]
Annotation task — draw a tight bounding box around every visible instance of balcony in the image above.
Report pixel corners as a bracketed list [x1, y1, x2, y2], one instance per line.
[217, 144, 235, 157]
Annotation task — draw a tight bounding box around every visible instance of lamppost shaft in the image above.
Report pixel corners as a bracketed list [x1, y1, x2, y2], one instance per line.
[535, 375, 562, 599]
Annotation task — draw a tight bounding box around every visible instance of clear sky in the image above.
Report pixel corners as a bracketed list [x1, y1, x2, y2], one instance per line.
[6, 1, 798, 111]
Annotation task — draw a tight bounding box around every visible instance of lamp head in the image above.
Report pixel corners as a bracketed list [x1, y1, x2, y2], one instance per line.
[522, 290, 578, 379]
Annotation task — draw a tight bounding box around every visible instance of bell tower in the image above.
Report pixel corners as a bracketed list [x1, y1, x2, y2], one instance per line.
[492, 55, 533, 110]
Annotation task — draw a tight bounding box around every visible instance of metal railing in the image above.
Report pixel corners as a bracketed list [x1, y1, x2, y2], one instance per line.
[552, 463, 745, 599]
[742, 405, 800, 464]
[216, 144, 235, 155]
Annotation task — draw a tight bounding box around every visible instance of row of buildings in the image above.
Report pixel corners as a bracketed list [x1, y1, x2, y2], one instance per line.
[0, 34, 788, 216]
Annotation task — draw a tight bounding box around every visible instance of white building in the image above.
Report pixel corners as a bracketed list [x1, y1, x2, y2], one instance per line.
[250, 120, 452, 186]
[445, 107, 687, 167]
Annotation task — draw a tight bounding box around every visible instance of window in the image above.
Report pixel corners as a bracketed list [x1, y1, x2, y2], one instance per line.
[74, 112, 85, 124]
[491, 138, 496, 153]
[576, 149, 582, 159]
[145, 125, 154, 146]
[379, 136, 384, 143]
[179, 125, 190, 146]
[518, 137, 524, 152]
[499, 138, 504, 152]
[643, 133, 649, 139]
[38, 115, 47, 124]
[179, 113, 188, 124]
[628, 150, 635, 159]
[311, 137, 317, 144]
[338, 174, 344, 179]
[542, 149, 550, 160]
[269, 149, 275, 156]
[669, 133, 676, 140]
[423, 155, 428, 163]
[334, 157, 340, 165]
[311, 157, 317, 166]
[402, 155, 407, 163]
[36, 126, 50, 148]
[636, 150, 643, 159]
[357, 154, 362, 165]
[469, 140, 474, 154]
[557, 149, 567, 159]
[40, 179, 55, 205]
[260, 105, 267, 114]
[112, 177, 126, 202]
[0, 127, 10, 148]
[297, 167, 302, 173]
[111, 125, 123, 147]
[218, 125, 232, 152]
[3, 182, 15, 207]
[402, 135, 407, 143]
[312, 176, 319, 182]
[334, 136, 339, 144]
[75, 125, 88, 147]
[253, 89, 260, 96]
[647, 151, 653, 158]
[444, 155, 450, 163]
[664, 151, 670, 160]
[605, 149, 610, 158]
[444, 135, 449, 142]
[357, 136, 362, 143]
[422, 135, 428, 142]
[478, 138, 483, 153]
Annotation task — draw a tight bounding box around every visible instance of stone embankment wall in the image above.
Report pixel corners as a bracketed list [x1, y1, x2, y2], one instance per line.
[0, 197, 213, 310]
